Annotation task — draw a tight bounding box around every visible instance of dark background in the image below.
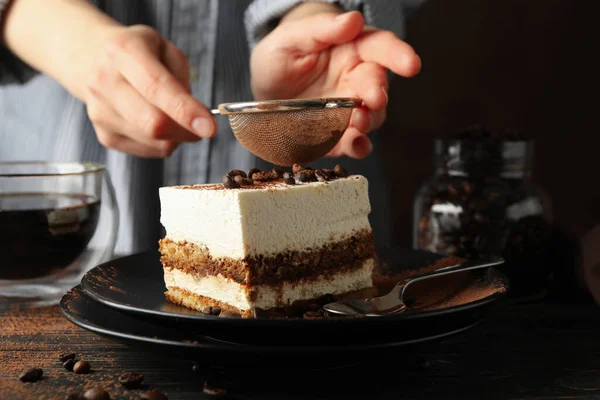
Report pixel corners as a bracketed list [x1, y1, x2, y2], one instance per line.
[380, 0, 599, 249]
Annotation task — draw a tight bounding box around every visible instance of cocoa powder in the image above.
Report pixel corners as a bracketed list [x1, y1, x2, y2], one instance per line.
[0, 305, 154, 399]
[372, 255, 507, 311]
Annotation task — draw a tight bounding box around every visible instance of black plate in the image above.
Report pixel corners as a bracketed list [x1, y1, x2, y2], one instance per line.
[80, 248, 508, 345]
[61, 285, 483, 368]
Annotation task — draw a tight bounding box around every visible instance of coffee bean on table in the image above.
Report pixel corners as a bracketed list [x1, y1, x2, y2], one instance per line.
[292, 164, 303, 174]
[83, 387, 110, 400]
[63, 358, 76, 371]
[140, 390, 168, 400]
[19, 367, 43, 382]
[58, 352, 77, 363]
[73, 360, 91, 374]
[119, 372, 144, 389]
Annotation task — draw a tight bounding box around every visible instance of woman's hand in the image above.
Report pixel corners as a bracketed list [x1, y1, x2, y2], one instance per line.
[250, 10, 421, 159]
[2, 0, 215, 158]
[82, 25, 215, 157]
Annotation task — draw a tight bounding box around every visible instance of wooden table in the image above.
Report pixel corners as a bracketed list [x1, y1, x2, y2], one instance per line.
[1, 298, 599, 400]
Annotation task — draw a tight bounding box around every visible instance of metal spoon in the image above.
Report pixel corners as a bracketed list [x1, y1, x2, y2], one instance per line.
[323, 258, 505, 317]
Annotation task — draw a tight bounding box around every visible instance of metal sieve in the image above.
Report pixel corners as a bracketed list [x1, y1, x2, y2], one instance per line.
[211, 98, 362, 166]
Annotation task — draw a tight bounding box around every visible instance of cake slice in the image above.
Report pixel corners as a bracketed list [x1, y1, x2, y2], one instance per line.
[158, 165, 375, 317]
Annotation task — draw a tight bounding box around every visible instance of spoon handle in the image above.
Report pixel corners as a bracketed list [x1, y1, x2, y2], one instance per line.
[400, 258, 505, 297]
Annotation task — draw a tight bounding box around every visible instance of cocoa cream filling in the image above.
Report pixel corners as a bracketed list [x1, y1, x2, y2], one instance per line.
[158, 229, 374, 285]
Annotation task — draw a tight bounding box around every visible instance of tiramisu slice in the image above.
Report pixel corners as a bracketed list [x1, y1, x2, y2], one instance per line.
[158, 165, 375, 317]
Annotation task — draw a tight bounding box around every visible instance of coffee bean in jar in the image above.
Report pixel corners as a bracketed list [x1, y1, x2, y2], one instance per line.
[412, 128, 556, 299]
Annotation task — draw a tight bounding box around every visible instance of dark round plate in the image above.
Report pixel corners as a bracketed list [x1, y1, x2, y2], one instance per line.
[80, 248, 508, 345]
[61, 285, 482, 368]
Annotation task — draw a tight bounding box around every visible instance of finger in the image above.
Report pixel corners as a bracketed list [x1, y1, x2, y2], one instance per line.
[350, 107, 370, 133]
[347, 62, 388, 111]
[95, 126, 178, 158]
[369, 108, 386, 132]
[328, 127, 373, 159]
[114, 36, 216, 137]
[350, 107, 386, 134]
[87, 92, 183, 152]
[355, 30, 422, 78]
[93, 76, 202, 143]
[274, 11, 365, 53]
[162, 41, 191, 92]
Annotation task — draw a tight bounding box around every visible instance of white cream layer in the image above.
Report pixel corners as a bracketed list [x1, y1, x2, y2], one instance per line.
[159, 176, 372, 259]
[163, 259, 374, 311]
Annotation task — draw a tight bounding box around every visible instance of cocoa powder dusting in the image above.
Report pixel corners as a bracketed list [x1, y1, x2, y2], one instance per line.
[0, 303, 152, 399]
[372, 255, 507, 311]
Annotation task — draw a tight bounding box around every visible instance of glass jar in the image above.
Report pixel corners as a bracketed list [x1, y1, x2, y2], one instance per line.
[412, 133, 555, 298]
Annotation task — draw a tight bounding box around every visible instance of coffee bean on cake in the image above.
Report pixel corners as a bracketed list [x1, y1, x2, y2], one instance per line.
[272, 167, 284, 177]
[315, 170, 328, 182]
[233, 175, 253, 186]
[333, 164, 348, 178]
[247, 168, 261, 179]
[227, 169, 247, 178]
[222, 175, 240, 189]
[252, 171, 278, 182]
[283, 173, 295, 185]
[294, 169, 315, 182]
[321, 169, 334, 179]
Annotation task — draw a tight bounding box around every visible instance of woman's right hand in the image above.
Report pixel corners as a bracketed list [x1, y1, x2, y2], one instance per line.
[82, 25, 215, 157]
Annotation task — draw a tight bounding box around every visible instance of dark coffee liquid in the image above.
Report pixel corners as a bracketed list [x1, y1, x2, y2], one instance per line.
[0, 193, 101, 280]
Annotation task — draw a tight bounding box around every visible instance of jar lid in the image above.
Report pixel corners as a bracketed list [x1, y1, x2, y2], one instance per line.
[434, 130, 534, 178]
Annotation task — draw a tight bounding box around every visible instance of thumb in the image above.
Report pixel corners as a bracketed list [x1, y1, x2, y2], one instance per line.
[275, 11, 365, 53]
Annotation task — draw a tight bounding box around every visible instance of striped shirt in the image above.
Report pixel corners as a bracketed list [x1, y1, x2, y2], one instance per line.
[0, 0, 423, 255]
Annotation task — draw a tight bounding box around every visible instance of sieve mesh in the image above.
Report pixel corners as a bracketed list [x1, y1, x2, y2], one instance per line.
[226, 107, 352, 166]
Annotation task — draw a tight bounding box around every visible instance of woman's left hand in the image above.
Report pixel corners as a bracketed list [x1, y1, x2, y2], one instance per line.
[250, 10, 421, 159]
